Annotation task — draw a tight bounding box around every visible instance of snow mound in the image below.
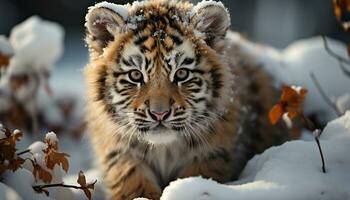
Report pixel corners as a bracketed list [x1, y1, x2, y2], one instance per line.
[2, 169, 50, 200]
[9, 16, 64, 73]
[160, 111, 350, 200]
[0, 182, 22, 200]
[283, 37, 350, 121]
[226, 32, 350, 122]
[0, 35, 14, 56]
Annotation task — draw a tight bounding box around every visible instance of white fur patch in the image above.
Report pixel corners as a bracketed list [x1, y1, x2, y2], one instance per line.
[143, 129, 178, 145]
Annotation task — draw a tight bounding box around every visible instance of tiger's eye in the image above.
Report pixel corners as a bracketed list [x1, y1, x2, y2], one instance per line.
[128, 70, 143, 82]
[175, 68, 189, 82]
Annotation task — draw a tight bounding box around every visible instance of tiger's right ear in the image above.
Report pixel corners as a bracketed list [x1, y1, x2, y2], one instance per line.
[85, 2, 128, 54]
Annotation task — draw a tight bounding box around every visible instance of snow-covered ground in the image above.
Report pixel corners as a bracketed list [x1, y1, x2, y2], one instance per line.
[160, 111, 350, 200]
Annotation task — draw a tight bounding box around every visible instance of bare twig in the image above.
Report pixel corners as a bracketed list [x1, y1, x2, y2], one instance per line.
[33, 182, 96, 190]
[33, 180, 97, 197]
[322, 36, 350, 64]
[301, 114, 316, 131]
[338, 60, 350, 77]
[309, 72, 342, 116]
[322, 36, 350, 78]
[313, 130, 326, 173]
[16, 149, 31, 156]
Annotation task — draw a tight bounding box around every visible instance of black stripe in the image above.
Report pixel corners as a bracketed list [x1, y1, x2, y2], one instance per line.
[110, 167, 136, 189]
[106, 149, 121, 161]
[122, 58, 132, 66]
[95, 70, 107, 101]
[191, 69, 205, 74]
[173, 111, 185, 116]
[170, 35, 183, 46]
[113, 71, 128, 78]
[144, 58, 150, 70]
[134, 112, 147, 118]
[134, 35, 148, 45]
[189, 88, 201, 93]
[170, 117, 187, 122]
[120, 79, 137, 86]
[115, 96, 131, 105]
[190, 97, 206, 103]
[210, 68, 223, 98]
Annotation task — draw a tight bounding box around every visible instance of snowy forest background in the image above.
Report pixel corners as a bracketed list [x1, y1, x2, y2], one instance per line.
[1, 0, 350, 200]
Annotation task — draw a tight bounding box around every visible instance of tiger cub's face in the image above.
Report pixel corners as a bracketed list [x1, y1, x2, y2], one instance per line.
[85, 0, 232, 145]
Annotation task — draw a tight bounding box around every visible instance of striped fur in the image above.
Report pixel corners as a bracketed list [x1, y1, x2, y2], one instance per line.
[84, 1, 288, 199]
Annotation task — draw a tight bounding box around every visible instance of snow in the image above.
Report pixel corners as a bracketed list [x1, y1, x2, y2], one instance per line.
[191, 0, 228, 19]
[88, 1, 128, 21]
[0, 124, 5, 139]
[9, 15, 64, 73]
[28, 141, 47, 154]
[2, 169, 50, 200]
[0, 35, 14, 56]
[336, 93, 350, 114]
[0, 182, 22, 200]
[283, 37, 350, 121]
[63, 168, 105, 200]
[226, 32, 350, 122]
[160, 111, 350, 200]
[45, 131, 58, 145]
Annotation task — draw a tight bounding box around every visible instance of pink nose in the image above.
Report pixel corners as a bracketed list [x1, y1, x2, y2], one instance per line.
[150, 110, 169, 121]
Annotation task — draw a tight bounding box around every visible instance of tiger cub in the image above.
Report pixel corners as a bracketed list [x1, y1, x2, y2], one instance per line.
[84, 0, 288, 199]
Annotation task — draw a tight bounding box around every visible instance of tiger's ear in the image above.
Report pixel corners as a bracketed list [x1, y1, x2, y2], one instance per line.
[192, 1, 230, 48]
[85, 2, 128, 54]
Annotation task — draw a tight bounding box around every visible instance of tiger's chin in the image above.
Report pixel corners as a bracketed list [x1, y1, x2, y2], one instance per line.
[141, 127, 179, 145]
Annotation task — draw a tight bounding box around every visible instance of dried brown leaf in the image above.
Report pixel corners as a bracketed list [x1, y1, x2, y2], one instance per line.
[77, 171, 96, 200]
[31, 160, 52, 183]
[268, 86, 307, 124]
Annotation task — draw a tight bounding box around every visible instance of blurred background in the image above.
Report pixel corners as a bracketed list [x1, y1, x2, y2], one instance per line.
[1, 0, 348, 96]
[1, 0, 349, 49]
[1, 0, 348, 130]
[1, 0, 349, 132]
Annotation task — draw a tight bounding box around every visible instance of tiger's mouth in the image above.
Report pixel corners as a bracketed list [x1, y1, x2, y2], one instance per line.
[153, 123, 167, 131]
[141, 123, 181, 145]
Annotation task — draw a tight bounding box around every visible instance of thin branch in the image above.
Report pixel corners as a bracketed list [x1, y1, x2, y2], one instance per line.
[301, 114, 316, 131]
[313, 130, 326, 173]
[16, 149, 31, 156]
[309, 72, 342, 116]
[338, 60, 350, 77]
[322, 36, 350, 79]
[322, 36, 350, 64]
[33, 180, 97, 191]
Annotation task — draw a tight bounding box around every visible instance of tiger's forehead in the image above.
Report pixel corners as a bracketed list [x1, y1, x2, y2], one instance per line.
[125, 4, 193, 52]
[121, 36, 196, 73]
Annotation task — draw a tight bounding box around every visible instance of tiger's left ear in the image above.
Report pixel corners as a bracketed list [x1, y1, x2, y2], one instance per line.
[192, 1, 230, 48]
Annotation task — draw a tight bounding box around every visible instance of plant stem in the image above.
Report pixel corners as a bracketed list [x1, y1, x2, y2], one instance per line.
[17, 149, 31, 156]
[322, 36, 350, 64]
[301, 114, 316, 131]
[313, 131, 326, 173]
[33, 181, 96, 190]
[310, 72, 342, 116]
[322, 36, 350, 79]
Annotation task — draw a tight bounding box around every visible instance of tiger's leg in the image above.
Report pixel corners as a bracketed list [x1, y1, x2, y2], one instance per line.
[102, 154, 161, 200]
[178, 149, 239, 183]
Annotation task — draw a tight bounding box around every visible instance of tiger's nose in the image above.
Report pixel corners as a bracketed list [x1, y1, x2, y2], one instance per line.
[149, 110, 170, 121]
